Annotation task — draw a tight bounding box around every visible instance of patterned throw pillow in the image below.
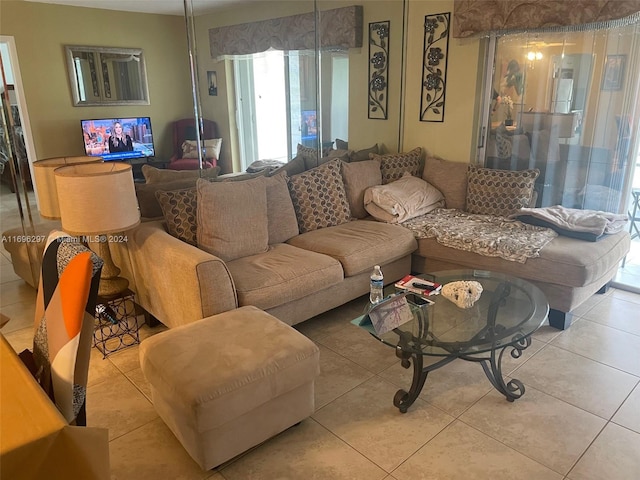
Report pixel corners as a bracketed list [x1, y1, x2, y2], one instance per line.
[181, 138, 222, 160]
[155, 187, 197, 245]
[466, 165, 539, 216]
[297, 143, 318, 169]
[135, 178, 197, 218]
[288, 158, 352, 233]
[371, 147, 423, 184]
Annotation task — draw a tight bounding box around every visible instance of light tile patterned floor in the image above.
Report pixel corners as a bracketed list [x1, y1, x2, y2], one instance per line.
[2, 253, 640, 480]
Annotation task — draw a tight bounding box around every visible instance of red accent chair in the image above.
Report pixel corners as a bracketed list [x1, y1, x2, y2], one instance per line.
[167, 118, 220, 170]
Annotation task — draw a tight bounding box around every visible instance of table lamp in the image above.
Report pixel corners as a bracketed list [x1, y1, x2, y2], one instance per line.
[54, 162, 140, 297]
[32, 156, 103, 219]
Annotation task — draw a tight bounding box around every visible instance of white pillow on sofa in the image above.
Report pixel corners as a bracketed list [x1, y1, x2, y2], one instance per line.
[364, 172, 445, 223]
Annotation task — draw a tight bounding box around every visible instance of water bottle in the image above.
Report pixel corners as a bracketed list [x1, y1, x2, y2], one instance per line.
[370, 265, 384, 304]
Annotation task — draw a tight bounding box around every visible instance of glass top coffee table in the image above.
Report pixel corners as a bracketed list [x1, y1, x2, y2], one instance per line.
[352, 270, 548, 413]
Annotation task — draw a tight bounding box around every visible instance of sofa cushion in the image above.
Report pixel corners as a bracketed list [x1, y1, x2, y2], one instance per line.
[287, 159, 352, 233]
[262, 172, 299, 244]
[422, 156, 469, 210]
[364, 173, 445, 223]
[466, 165, 539, 216]
[136, 178, 198, 218]
[413, 230, 628, 289]
[297, 144, 318, 169]
[287, 220, 417, 277]
[196, 178, 269, 261]
[268, 154, 307, 177]
[335, 138, 349, 150]
[141, 164, 221, 184]
[181, 138, 222, 160]
[216, 170, 268, 182]
[227, 244, 344, 310]
[155, 187, 197, 245]
[341, 159, 382, 218]
[371, 147, 422, 184]
[350, 143, 379, 162]
[322, 149, 351, 164]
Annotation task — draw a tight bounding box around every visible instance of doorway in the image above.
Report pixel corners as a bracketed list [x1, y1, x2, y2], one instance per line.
[614, 119, 640, 292]
[0, 36, 39, 287]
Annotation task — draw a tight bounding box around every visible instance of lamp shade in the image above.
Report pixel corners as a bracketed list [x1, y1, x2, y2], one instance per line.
[54, 162, 140, 235]
[33, 156, 102, 219]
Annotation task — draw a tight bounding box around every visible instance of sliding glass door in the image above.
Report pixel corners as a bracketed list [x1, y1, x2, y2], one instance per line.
[477, 20, 640, 290]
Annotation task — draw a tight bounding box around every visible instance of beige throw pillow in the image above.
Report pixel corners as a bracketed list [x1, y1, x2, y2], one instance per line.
[181, 138, 222, 160]
[141, 164, 220, 184]
[350, 144, 379, 162]
[268, 154, 306, 177]
[364, 172, 445, 223]
[371, 147, 423, 184]
[196, 178, 269, 261]
[422, 156, 470, 210]
[287, 159, 352, 233]
[466, 165, 539, 216]
[341, 160, 382, 218]
[262, 173, 299, 244]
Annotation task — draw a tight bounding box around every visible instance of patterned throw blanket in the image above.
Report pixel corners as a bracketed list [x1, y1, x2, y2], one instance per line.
[402, 209, 558, 263]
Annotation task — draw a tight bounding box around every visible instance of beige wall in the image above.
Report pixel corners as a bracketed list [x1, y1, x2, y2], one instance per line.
[403, 0, 481, 163]
[2, 0, 482, 171]
[0, 1, 193, 161]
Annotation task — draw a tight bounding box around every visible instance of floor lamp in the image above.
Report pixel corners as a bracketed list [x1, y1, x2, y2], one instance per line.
[53, 162, 140, 298]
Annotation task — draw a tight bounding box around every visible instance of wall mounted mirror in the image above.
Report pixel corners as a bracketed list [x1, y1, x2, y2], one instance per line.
[195, 0, 406, 173]
[64, 45, 150, 106]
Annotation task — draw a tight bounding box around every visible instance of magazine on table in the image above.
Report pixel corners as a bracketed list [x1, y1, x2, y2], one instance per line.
[394, 275, 442, 296]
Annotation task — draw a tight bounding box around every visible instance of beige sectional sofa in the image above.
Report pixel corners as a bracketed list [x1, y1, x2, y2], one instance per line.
[6, 148, 630, 332]
[116, 157, 417, 328]
[117, 150, 628, 331]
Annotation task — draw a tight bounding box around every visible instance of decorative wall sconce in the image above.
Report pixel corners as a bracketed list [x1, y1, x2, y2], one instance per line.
[420, 12, 450, 122]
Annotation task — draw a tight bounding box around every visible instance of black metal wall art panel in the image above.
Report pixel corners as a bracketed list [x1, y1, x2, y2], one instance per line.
[368, 20, 390, 120]
[420, 12, 450, 122]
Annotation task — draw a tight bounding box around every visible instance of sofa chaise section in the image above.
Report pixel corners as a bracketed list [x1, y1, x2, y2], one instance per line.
[411, 155, 631, 329]
[412, 231, 629, 327]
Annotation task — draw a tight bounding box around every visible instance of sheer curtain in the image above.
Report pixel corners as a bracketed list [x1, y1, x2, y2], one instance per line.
[479, 18, 640, 214]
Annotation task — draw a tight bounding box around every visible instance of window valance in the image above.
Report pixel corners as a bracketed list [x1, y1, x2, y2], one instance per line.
[453, 0, 640, 37]
[209, 5, 363, 58]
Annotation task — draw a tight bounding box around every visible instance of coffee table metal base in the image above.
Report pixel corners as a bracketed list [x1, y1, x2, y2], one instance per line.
[393, 334, 532, 413]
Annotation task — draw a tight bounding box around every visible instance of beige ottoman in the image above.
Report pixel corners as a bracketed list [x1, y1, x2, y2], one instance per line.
[139, 306, 320, 470]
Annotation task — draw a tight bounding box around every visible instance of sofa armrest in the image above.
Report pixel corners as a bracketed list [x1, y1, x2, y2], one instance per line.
[125, 221, 238, 328]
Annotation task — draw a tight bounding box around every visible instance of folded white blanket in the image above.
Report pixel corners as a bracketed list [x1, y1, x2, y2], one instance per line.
[364, 173, 445, 223]
[510, 205, 628, 236]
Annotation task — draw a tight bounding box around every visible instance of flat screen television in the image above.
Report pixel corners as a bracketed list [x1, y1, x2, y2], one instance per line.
[80, 117, 155, 161]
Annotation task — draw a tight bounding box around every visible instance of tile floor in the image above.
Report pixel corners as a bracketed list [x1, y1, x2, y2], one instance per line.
[1, 249, 640, 480]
